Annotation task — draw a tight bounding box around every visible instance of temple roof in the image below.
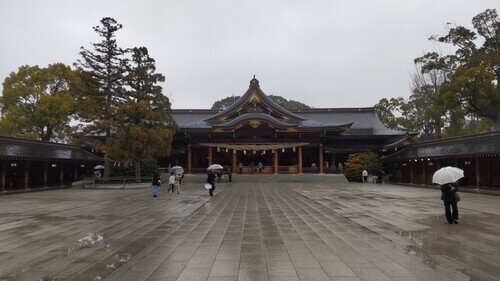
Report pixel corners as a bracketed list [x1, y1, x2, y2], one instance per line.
[172, 107, 403, 135]
[171, 77, 405, 136]
[205, 77, 305, 124]
[0, 135, 103, 161]
[383, 130, 500, 160]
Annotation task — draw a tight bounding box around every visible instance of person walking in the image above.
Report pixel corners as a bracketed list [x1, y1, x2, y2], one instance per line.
[226, 166, 232, 182]
[207, 170, 216, 196]
[168, 172, 175, 193]
[174, 173, 181, 194]
[216, 170, 222, 182]
[239, 162, 243, 174]
[441, 182, 460, 224]
[258, 161, 263, 173]
[311, 163, 317, 173]
[152, 173, 160, 198]
[362, 169, 368, 183]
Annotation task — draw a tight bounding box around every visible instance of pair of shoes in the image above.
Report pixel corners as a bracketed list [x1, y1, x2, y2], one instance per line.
[453, 220, 458, 224]
[153, 195, 158, 198]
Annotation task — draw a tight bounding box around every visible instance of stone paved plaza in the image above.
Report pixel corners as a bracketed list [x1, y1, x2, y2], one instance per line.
[1, 176, 500, 281]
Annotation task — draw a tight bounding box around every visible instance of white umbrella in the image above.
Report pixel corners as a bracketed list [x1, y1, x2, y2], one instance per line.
[432, 166, 464, 185]
[94, 165, 105, 170]
[207, 164, 224, 170]
[170, 166, 184, 174]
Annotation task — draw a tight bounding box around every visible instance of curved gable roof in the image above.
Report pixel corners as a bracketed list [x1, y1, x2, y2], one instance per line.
[212, 113, 298, 130]
[204, 77, 305, 124]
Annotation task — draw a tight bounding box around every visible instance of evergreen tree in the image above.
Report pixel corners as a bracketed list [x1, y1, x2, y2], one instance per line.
[74, 17, 127, 178]
[0, 63, 79, 142]
[415, 9, 500, 128]
[106, 47, 178, 181]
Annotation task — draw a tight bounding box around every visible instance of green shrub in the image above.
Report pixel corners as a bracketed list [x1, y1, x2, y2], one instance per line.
[344, 152, 383, 182]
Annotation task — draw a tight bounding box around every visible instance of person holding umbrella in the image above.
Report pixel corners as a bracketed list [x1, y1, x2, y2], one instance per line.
[440, 182, 460, 224]
[207, 169, 216, 196]
[433, 166, 464, 224]
[207, 164, 223, 196]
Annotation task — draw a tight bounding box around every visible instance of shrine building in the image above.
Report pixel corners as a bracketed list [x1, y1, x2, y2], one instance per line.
[165, 77, 411, 174]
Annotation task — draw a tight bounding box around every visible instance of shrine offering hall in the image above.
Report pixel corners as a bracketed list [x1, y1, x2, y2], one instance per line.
[165, 78, 409, 174]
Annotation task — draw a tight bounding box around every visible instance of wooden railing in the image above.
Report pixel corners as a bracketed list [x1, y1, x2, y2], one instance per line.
[81, 177, 152, 189]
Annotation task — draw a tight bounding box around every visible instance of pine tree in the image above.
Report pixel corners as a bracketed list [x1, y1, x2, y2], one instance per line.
[106, 47, 178, 181]
[74, 17, 127, 178]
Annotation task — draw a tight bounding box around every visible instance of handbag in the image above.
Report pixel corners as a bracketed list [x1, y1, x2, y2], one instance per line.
[204, 183, 212, 190]
[454, 192, 461, 202]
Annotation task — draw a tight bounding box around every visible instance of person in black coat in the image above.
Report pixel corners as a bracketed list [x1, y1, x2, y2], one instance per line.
[441, 182, 459, 224]
[207, 170, 216, 196]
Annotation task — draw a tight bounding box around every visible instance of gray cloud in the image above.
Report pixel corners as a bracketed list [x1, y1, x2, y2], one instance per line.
[1, 0, 497, 109]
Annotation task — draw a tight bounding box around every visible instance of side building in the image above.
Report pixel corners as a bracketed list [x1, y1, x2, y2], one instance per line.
[164, 77, 411, 174]
[383, 130, 500, 189]
[0, 135, 103, 192]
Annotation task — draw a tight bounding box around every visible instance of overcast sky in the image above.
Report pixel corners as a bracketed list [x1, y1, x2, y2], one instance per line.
[0, 1, 497, 109]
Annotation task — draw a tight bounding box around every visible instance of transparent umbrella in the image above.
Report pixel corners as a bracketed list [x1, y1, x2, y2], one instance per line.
[169, 166, 184, 174]
[432, 166, 464, 185]
[207, 164, 224, 170]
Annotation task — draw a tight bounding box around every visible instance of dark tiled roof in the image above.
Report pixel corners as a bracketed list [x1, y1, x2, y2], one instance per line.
[172, 110, 216, 129]
[170, 78, 405, 137]
[293, 108, 406, 135]
[206, 78, 305, 123]
[383, 131, 500, 160]
[0, 135, 103, 161]
[171, 107, 405, 136]
[213, 113, 297, 129]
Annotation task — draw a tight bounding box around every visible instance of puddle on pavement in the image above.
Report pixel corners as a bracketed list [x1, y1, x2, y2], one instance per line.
[105, 252, 132, 270]
[397, 215, 500, 281]
[67, 233, 104, 256]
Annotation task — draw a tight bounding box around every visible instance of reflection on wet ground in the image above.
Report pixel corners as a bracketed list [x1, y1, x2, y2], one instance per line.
[1, 179, 500, 280]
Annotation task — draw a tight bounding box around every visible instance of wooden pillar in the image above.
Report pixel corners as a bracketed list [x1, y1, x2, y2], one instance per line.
[232, 150, 237, 174]
[1, 161, 5, 191]
[187, 146, 192, 173]
[298, 146, 303, 173]
[24, 160, 29, 190]
[60, 163, 64, 187]
[422, 161, 426, 185]
[208, 147, 213, 166]
[273, 150, 278, 174]
[475, 157, 480, 189]
[319, 146, 324, 174]
[43, 162, 48, 187]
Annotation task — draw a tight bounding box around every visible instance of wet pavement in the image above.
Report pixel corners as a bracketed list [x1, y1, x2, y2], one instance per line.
[1, 176, 500, 281]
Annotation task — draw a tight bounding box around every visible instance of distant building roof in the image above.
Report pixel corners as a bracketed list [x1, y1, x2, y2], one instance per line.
[171, 107, 405, 136]
[0, 135, 103, 161]
[383, 130, 500, 161]
[170, 77, 406, 137]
